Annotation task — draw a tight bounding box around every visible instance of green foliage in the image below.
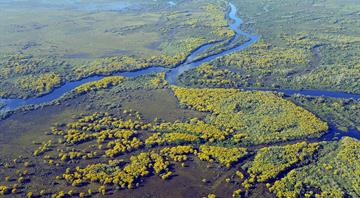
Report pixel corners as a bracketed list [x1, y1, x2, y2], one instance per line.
[150, 72, 168, 87]
[153, 118, 230, 142]
[291, 95, 360, 131]
[172, 87, 328, 145]
[247, 142, 320, 182]
[180, 34, 359, 94]
[269, 137, 360, 198]
[0, 54, 67, 98]
[178, 64, 244, 88]
[216, 40, 310, 69]
[0, 54, 64, 79]
[17, 72, 62, 94]
[201, 4, 235, 38]
[73, 51, 193, 79]
[0, 1, 359, 197]
[1, 70, 63, 99]
[290, 64, 360, 94]
[0, 0, 235, 98]
[223, 0, 360, 94]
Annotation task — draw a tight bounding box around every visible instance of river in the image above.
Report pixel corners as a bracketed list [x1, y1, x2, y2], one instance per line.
[0, 2, 359, 141]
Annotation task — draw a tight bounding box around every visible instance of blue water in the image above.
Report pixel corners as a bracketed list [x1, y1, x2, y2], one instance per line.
[166, 3, 260, 84]
[0, 2, 359, 120]
[321, 125, 360, 141]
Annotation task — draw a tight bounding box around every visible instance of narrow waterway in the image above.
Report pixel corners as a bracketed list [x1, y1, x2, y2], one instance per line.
[0, 2, 359, 141]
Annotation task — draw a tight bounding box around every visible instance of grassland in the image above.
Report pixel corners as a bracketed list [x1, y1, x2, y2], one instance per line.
[0, 0, 236, 98]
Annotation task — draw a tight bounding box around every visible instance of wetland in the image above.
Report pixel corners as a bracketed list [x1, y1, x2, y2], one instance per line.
[0, 0, 359, 198]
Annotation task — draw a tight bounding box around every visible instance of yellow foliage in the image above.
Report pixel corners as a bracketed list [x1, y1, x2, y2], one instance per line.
[249, 142, 320, 182]
[150, 72, 168, 87]
[197, 145, 248, 168]
[145, 132, 199, 146]
[75, 76, 125, 94]
[160, 145, 195, 162]
[172, 87, 328, 144]
[33, 140, 52, 156]
[16, 72, 62, 96]
[154, 118, 229, 141]
[62, 152, 170, 190]
[0, 186, 9, 195]
[232, 189, 242, 198]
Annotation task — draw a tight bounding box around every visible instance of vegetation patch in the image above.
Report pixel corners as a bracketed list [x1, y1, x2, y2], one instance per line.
[196, 145, 248, 168]
[291, 95, 360, 131]
[172, 87, 328, 145]
[74, 76, 125, 94]
[269, 137, 360, 198]
[247, 142, 320, 183]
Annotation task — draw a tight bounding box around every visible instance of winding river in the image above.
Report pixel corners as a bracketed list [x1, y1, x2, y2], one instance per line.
[0, 2, 359, 140]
